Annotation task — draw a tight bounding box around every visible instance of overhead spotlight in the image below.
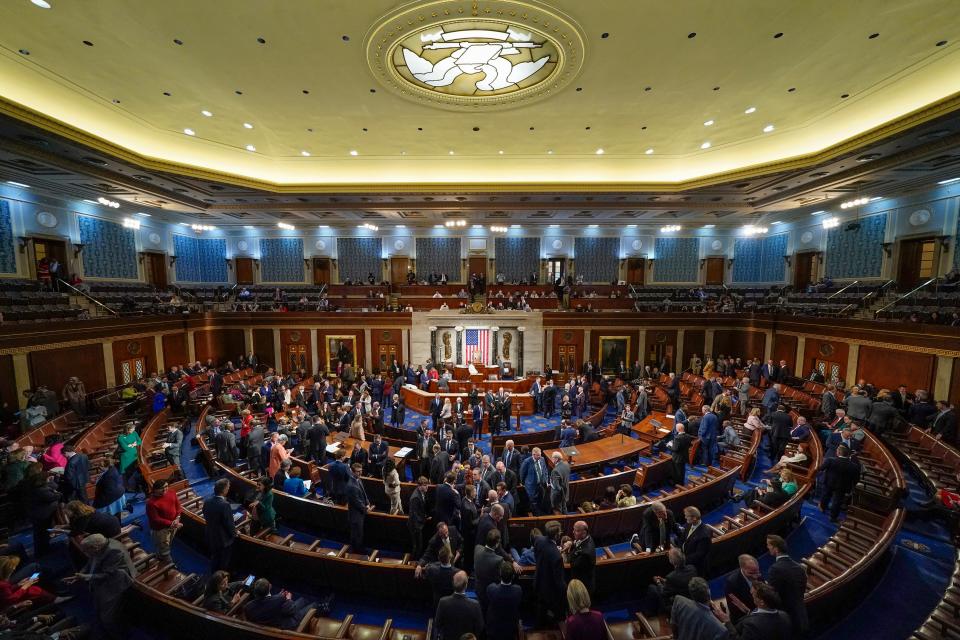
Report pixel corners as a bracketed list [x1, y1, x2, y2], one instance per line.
[703, 120, 714, 126]
[6, 181, 30, 188]
[183, 128, 195, 136]
[191, 224, 215, 232]
[134, 212, 151, 217]
[349, 150, 358, 156]
[595, 148, 605, 154]
[448, 150, 455, 155]
[700, 141, 711, 149]
[702, 224, 716, 229]
[490, 225, 509, 233]
[660, 225, 682, 233]
[301, 150, 311, 156]
[243, 122, 254, 129]
[810, 210, 828, 216]
[245, 144, 256, 152]
[277, 222, 295, 230]
[742, 225, 768, 236]
[939, 177, 960, 185]
[822, 216, 840, 229]
[511, 224, 521, 229]
[762, 124, 775, 133]
[498, 150, 504, 155]
[201, 110, 213, 117]
[472, 224, 484, 229]
[588, 224, 599, 228]
[318, 225, 330, 229]
[645, 148, 654, 155]
[744, 106, 756, 114]
[627, 224, 637, 228]
[839, 196, 869, 209]
[31, 0, 52, 7]
[97, 197, 120, 208]
[360, 223, 379, 231]
[122, 218, 141, 230]
[243, 225, 256, 230]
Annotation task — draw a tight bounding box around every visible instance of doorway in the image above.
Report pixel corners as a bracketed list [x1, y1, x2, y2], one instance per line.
[898, 237, 938, 289]
[312, 258, 330, 286]
[546, 258, 565, 284]
[118, 357, 146, 384]
[556, 344, 578, 376]
[468, 255, 487, 283]
[704, 257, 725, 285]
[390, 257, 410, 285]
[794, 252, 819, 290]
[626, 258, 645, 285]
[33, 237, 69, 287]
[236, 258, 255, 285]
[143, 252, 168, 290]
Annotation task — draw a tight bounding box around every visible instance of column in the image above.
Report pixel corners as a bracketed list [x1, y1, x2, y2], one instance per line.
[584, 329, 592, 363]
[935, 356, 954, 402]
[517, 327, 525, 375]
[545, 329, 553, 369]
[845, 343, 860, 388]
[244, 328, 254, 355]
[675, 329, 685, 372]
[272, 329, 281, 374]
[763, 330, 773, 362]
[704, 329, 715, 358]
[364, 329, 373, 371]
[12, 353, 30, 409]
[187, 330, 196, 362]
[154, 335, 165, 373]
[102, 342, 116, 388]
[637, 329, 646, 365]
[491, 328, 499, 364]
[456, 328, 463, 364]
[401, 329, 409, 364]
[310, 329, 319, 375]
[795, 336, 806, 376]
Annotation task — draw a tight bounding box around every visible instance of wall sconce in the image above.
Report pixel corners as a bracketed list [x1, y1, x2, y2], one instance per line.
[330, 259, 337, 268]
[69, 243, 85, 258]
[303, 258, 310, 267]
[169, 255, 178, 267]
[699, 259, 706, 268]
[936, 235, 951, 249]
[253, 259, 260, 269]
[138, 252, 146, 265]
[647, 258, 655, 267]
[16, 237, 30, 253]
[881, 243, 893, 257]
[783, 255, 792, 267]
[816, 252, 824, 265]
[225, 258, 233, 269]
[727, 259, 735, 270]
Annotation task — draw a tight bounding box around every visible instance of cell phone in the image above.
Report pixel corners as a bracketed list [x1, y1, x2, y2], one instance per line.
[28, 572, 40, 581]
[243, 575, 255, 587]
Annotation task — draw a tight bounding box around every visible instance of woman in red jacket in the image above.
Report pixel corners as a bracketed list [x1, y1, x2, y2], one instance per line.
[0, 556, 56, 609]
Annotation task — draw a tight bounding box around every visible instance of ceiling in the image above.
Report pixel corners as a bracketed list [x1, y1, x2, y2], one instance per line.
[1, 0, 960, 192]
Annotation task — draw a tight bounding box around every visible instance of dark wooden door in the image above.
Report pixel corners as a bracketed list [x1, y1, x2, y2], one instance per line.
[34, 238, 69, 282]
[144, 253, 167, 289]
[794, 252, 817, 290]
[468, 256, 487, 282]
[704, 257, 725, 285]
[312, 258, 330, 286]
[898, 237, 937, 289]
[390, 257, 409, 284]
[236, 258, 255, 285]
[626, 258, 645, 285]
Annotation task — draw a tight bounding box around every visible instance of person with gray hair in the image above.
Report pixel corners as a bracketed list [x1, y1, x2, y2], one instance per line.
[643, 546, 697, 616]
[549, 451, 571, 514]
[65, 533, 136, 639]
[434, 570, 484, 640]
[670, 576, 728, 640]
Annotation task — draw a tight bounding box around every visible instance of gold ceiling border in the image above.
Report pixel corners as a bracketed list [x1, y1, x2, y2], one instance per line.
[0, 88, 958, 195]
[363, 0, 586, 111]
[778, 330, 960, 359]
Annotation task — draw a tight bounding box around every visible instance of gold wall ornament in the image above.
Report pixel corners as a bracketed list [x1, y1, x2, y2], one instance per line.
[442, 331, 453, 360]
[366, 0, 586, 111]
[502, 330, 512, 359]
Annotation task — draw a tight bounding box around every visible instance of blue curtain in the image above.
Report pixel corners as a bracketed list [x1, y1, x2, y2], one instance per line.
[733, 234, 787, 283]
[0, 200, 15, 274]
[825, 213, 887, 279]
[495, 237, 540, 281]
[173, 235, 227, 282]
[574, 237, 619, 283]
[653, 237, 699, 283]
[78, 215, 138, 279]
[337, 237, 382, 283]
[416, 237, 461, 280]
[260, 238, 305, 283]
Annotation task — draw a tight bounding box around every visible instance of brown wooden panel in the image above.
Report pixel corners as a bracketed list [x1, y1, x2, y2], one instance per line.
[370, 328, 403, 372]
[162, 332, 188, 369]
[704, 257, 725, 285]
[317, 330, 364, 373]
[253, 329, 275, 369]
[682, 330, 705, 371]
[111, 337, 158, 378]
[590, 330, 640, 373]
[29, 343, 106, 395]
[194, 329, 245, 366]
[712, 330, 765, 361]
[772, 334, 798, 370]
[236, 258, 255, 285]
[551, 328, 584, 376]
[857, 345, 934, 393]
[279, 329, 312, 375]
[802, 337, 849, 381]
[643, 329, 677, 371]
[951, 358, 960, 406]
[0, 354, 18, 411]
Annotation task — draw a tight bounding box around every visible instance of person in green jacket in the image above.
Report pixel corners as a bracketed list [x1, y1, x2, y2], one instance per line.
[116, 423, 142, 495]
[250, 476, 276, 533]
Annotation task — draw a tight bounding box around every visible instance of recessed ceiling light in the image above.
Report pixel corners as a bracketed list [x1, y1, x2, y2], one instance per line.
[472, 224, 484, 229]
[771, 220, 784, 225]
[243, 225, 255, 230]
[744, 106, 756, 114]
[301, 150, 311, 156]
[810, 210, 827, 216]
[396, 225, 406, 229]
[763, 124, 775, 133]
[245, 144, 256, 152]
[83, 199, 98, 204]
[627, 224, 637, 228]
[448, 150, 455, 155]
[588, 224, 599, 228]
[134, 212, 151, 217]
[201, 110, 213, 117]
[6, 181, 30, 188]
[511, 224, 521, 229]
[549, 224, 559, 228]
[243, 122, 253, 129]
[703, 120, 714, 126]
[498, 150, 504, 154]
[183, 128, 195, 136]
[30, 0, 51, 7]
[595, 148, 605, 155]
[349, 150, 358, 156]
[433, 224, 443, 229]
[645, 148, 654, 155]
[277, 222, 295, 230]
[400, 151, 407, 155]
[703, 224, 715, 228]
[546, 150, 553, 154]
[700, 141, 711, 149]
[938, 177, 960, 185]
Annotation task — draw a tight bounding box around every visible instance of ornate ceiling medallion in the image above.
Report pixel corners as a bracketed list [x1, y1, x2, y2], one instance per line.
[365, 0, 586, 110]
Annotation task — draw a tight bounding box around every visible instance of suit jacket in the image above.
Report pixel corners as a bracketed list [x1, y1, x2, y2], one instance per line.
[424, 562, 456, 610]
[533, 535, 566, 615]
[568, 535, 596, 594]
[244, 594, 304, 630]
[768, 555, 809, 635]
[435, 483, 462, 526]
[202, 495, 237, 549]
[731, 609, 793, 640]
[421, 528, 464, 565]
[473, 544, 504, 609]
[83, 539, 137, 612]
[640, 508, 676, 550]
[215, 430, 237, 464]
[819, 456, 861, 491]
[680, 522, 712, 576]
[441, 438, 460, 459]
[723, 569, 756, 624]
[408, 489, 427, 529]
[867, 400, 898, 432]
[485, 582, 523, 640]
[769, 411, 794, 440]
[670, 596, 728, 640]
[63, 453, 90, 501]
[672, 433, 693, 465]
[500, 448, 521, 476]
[430, 455, 449, 485]
[660, 564, 697, 607]
[844, 394, 872, 421]
[821, 391, 838, 416]
[434, 593, 484, 640]
[345, 478, 369, 518]
[933, 410, 958, 442]
[550, 460, 571, 507]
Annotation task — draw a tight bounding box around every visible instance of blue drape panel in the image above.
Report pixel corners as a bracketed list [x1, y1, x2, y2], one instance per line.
[494, 237, 540, 281]
[78, 215, 138, 279]
[825, 213, 887, 279]
[416, 237, 461, 280]
[733, 234, 787, 283]
[173, 235, 227, 282]
[653, 237, 699, 283]
[0, 200, 15, 274]
[574, 237, 619, 283]
[337, 237, 382, 283]
[260, 238, 305, 283]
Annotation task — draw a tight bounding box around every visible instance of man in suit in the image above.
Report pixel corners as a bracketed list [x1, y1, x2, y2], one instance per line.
[818, 445, 862, 521]
[243, 579, 314, 630]
[666, 373, 681, 412]
[390, 394, 405, 428]
[633, 500, 676, 553]
[74, 533, 137, 639]
[698, 406, 719, 466]
[430, 444, 449, 485]
[769, 405, 794, 462]
[492, 460, 519, 497]
[723, 554, 761, 624]
[422, 546, 457, 612]
[429, 393, 443, 431]
[456, 420, 474, 458]
[670, 577, 728, 640]
[643, 547, 697, 616]
[416, 430, 437, 479]
[670, 424, 693, 486]
[549, 451, 571, 514]
[821, 384, 839, 418]
[892, 384, 911, 416]
[307, 418, 329, 465]
[435, 471, 462, 527]
[418, 520, 464, 567]
[714, 581, 793, 639]
[327, 450, 350, 504]
[930, 400, 957, 442]
[471, 401, 485, 441]
[760, 359, 779, 387]
[520, 447, 549, 516]
[761, 383, 781, 414]
[474, 528, 506, 613]
[825, 427, 860, 459]
[542, 381, 557, 419]
[844, 387, 873, 422]
[61, 445, 90, 503]
[202, 478, 237, 572]
[679, 506, 711, 577]
[530, 377, 543, 414]
[367, 433, 389, 478]
[501, 392, 513, 432]
[215, 423, 238, 467]
[346, 464, 372, 553]
[776, 360, 792, 382]
[500, 440, 520, 476]
[247, 421, 266, 473]
[766, 534, 808, 637]
[441, 431, 459, 461]
[408, 476, 429, 558]
[563, 520, 596, 595]
[434, 571, 484, 640]
[866, 395, 899, 434]
[485, 562, 523, 640]
[533, 521, 567, 627]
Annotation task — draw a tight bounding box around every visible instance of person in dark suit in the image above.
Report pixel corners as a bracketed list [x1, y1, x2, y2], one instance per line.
[72, 533, 136, 639]
[520, 448, 549, 516]
[416, 430, 437, 479]
[62, 445, 90, 503]
[768, 405, 794, 462]
[441, 432, 459, 460]
[643, 547, 697, 616]
[346, 464, 372, 552]
[533, 521, 567, 627]
[549, 452, 571, 514]
[243, 579, 314, 630]
[633, 500, 676, 552]
[485, 562, 523, 640]
[679, 506, 711, 577]
[430, 394, 443, 431]
[307, 419, 329, 465]
[418, 520, 464, 567]
[408, 477, 429, 559]
[723, 554, 761, 624]
[891, 384, 911, 416]
[421, 546, 457, 611]
[766, 534, 808, 637]
[434, 571, 484, 640]
[669, 424, 692, 486]
[501, 441, 521, 476]
[929, 400, 957, 442]
[215, 423, 238, 467]
[202, 478, 237, 572]
[390, 394, 405, 428]
[867, 396, 899, 434]
[435, 471, 462, 527]
[456, 421, 474, 458]
[474, 528, 506, 613]
[367, 433, 389, 478]
[818, 445, 861, 521]
[666, 373, 681, 412]
[542, 382, 557, 419]
[563, 521, 596, 595]
[430, 445, 449, 485]
[713, 581, 793, 639]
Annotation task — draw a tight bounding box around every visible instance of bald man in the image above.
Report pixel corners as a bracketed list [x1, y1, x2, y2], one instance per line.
[563, 520, 596, 595]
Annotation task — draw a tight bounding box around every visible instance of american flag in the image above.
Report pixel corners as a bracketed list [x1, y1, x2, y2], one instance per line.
[464, 329, 490, 364]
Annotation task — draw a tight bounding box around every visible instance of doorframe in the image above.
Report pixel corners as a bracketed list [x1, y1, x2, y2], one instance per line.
[27, 233, 74, 280]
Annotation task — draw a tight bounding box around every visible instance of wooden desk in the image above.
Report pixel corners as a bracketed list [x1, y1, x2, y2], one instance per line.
[631, 411, 673, 444]
[400, 386, 534, 415]
[546, 434, 649, 472]
[330, 433, 410, 472]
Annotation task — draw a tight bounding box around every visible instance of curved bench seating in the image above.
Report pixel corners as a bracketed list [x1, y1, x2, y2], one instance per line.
[911, 550, 960, 640]
[886, 425, 960, 497]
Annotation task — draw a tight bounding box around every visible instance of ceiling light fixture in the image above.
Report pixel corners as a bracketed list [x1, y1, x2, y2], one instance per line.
[627, 224, 637, 228]
[490, 225, 509, 233]
[243, 122, 254, 129]
[396, 225, 406, 229]
[134, 212, 151, 217]
[703, 120, 714, 126]
[444, 219, 467, 228]
[97, 196, 120, 209]
[939, 177, 960, 185]
[245, 144, 256, 152]
[588, 224, 599, 228]
[318, 225, 330, 229]
[763, 124, 775, 133]
[244, 225, 255, 230]
[6, 181, 30, 188]
[30, 0, 52, 6]
[744, 106, 756, 114]
[472, 224, 484, 229]
[742, 224, 768, 236]
[840, 196, 869, 209]
[301, 151, 311, 156]
[191, 224, 215, 232]
[700, 141, 711, 149]
[660, 225, 682, 233]
[349, 150, 358, 156]
[810, 210, 827, 216]
[595, 148, 605, 154]
[277, 222, 295, 230]
[201, 110, 213, 117]
[183, 128, 195, 136]
[822, 216, 840, 229]
[361, 223, 379, 231]
[510, 224, 521, 229]
[448, 150, 455, 155]
[498, 150, 504, 155]
[703, 224, 716, 228]
[122, 218, 141, 230]
[645, 148, 654, 155]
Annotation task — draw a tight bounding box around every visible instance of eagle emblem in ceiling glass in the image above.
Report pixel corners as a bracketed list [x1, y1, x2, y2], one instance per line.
[398, 25, 556, 94]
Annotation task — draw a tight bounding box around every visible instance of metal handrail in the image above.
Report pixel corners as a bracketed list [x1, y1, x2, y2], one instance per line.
[874, 277, 939, 317]
[318, 283, 328, 296]
[58, 280, 118, 316]
[827, 280, 861, 300]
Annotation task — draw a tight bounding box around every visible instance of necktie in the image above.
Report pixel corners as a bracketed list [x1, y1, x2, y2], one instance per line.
[535, 461, 543, 484]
